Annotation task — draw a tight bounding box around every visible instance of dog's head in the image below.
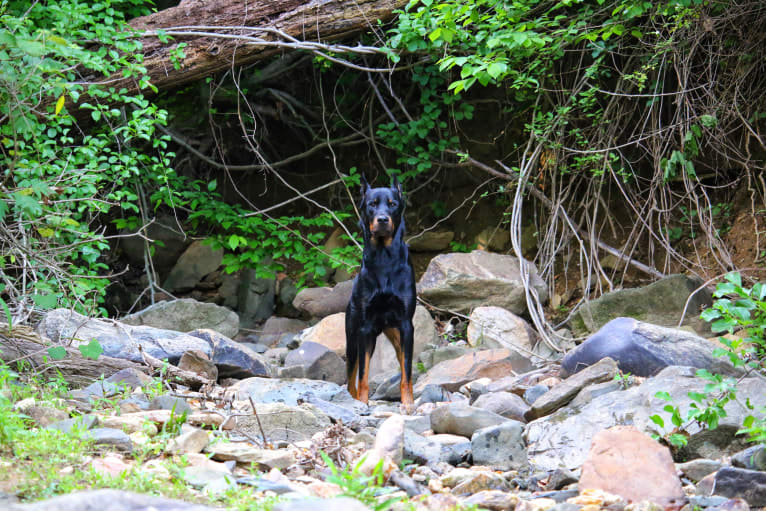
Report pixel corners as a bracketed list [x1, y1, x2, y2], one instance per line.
[358, 174, 404, 247]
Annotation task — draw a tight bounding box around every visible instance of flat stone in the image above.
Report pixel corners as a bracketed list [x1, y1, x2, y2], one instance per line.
[6, 489, 219, 511]
[47, 415, 98, 434]
[163, 241, 223, 293]
[205, 443, 295, 470]
[237, 402, 330, 443]
[714, 467, 766, 506]
[150, 395, 192, 414]
[462, 490, 519, 511]
[403, 429, 443, 466]
[452, 471, 511, 495]
[562, 318, 741, 378]
[419, 344, 470, 371]
[473, 391, 530, 422]
[85, 428, 133, 452]
[676, 459, 722, 482]
[178, 350, 218, 381]
[122, 298, 239, 338]
[579, 426, 685, 509]
[89, 455, 132, 477]
[732, 445, 766, 471]
[430, 402, 510, 437]
[526, 357, 618, 420]
[569, 380, 622, 409]
[189, 329, 272, 379]
[272, 497, 371, 511]
[292, 281, 353, 319]
[416, 250, 548, 315]
[228, 377, 343, 406]
[283, 341, 345, 384]
[166, 428, 209, 454]
[467, 306, 538, 373]
[414, 349, 518, 396]
[471, 420, 528, 470]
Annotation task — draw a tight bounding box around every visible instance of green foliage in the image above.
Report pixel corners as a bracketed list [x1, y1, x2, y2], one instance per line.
[321, 451, 403, 511]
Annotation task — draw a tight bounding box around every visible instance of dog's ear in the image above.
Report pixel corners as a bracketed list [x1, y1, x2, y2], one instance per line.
[391, 173, 403, 198]
[360, 173, 369, 197]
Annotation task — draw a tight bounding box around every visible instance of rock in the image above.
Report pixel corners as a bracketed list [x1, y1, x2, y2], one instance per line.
[260, 317, 310, 346]
[298, 313, 347, 355]
[7, 489, 218, 511]
[107, 368, 153, 389]
[527, 357, 618, 420]
[276, 277, 302, 317]
[301, 395, 362, 427]
[273, 497, 371, 511]
[419, 345, 470, 371]
[526, 366, 766, 472]
[579, 426, 685, 509]
[473, 392, 530, 422]
[416, 250, 548, 314]
[547, 469, 578, 490]
[374, 414, 405, 464]
[163, 240, 223, 293]
[562, 318, 741, 378]
[189, 329, 272, 379]
[452, 470, 511, 495]
[121, 215, 189, 273]
[21, 404, 68, 427]
[282, 341, 345, 384]
[462, 490, 519, 511]
[466, 306, 538, 373]
[237, 402, 330, 442]
[471, 420, 527, 470]
[713, 467, 766, 507]
[90, 455, 132, 477]
[515, 499, 557, 511]
[570, 274, 713, 336]
[178, 350, 218, 381]
[430, 403, 510, 437]
[166, 428, 209, 454]
[122, 299, 239, 338]
[150, 395, 192, 414]
[678, 425, 750, 461]
[732, 445, 766, 471]
[371, 372, 404, 401]
[524, 384, 549, 405]
[417, 384, 451, 405]
[205, 443, 295, 470]
[293, 280, 353, 319]
[475, 227, 510, 251]
[238, 267, 276, 327]
[569, 380, 622, 409]
[38, 309, 212, 364]
[677, 459, 723, 482]
[414, 349, 518, 396]
[47, 415, 98, 434]
[228, 377, 343, 406]
[406, 231, 455, 252]
[85, 428, 133, 452]
[402, 429, 442, 466]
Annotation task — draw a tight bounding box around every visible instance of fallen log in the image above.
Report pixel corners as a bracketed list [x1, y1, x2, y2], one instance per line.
[100, 0, 407, 96]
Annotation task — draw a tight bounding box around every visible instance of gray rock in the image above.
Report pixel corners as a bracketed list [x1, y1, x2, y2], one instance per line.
[178, 350, 218, 381]
[471, 420, 528, 470]
[732, 445, 766, 471]
[228, 377, 344, 406]
[677, 459, 723, 482]
[189, 329, 272, 379]
[417, 384, 450, 405]
[121, 215, 189, 274]
[473, 392, 530, 422]
[371, 372, 404, 401]
[526, 366, 766, 472]
[406, 231, 455, 252]
[547, 469, 578, 490]
[85, 428, 133, 452]
[260, 317, 309, 346]
[292, 280, 353, 318]
[569, 380, 623, 409]
[570, 274, 713, 336]
[163, 240, 223, 293]
[276, 278, 301, 318]
[466, 306, 538, 373]
[47, 415, 97, 434]
[205, 444, 294, 469]
[527, 357, 618, 420]
[431, 403, 510, 437]
[523, 385, 549, 405]
[562, 318, 741, 378]
[238, 267, 276, 327]
[678, 425, 750, 461]
[106, 368, 152, 389]
[237, 476, 302, 495]
[416, 250, 548, 315]
[273, 498, 371, 511]
[149, 395, 192, 415]
[302, 395, 361, 427]
[419, 345, 470, 371]
[403, 415, 431, 434]
[38, 309, 212, 364]
[404, 429, 443, 465]
[239, 343, 268, 353]
[283, 341, 345, 384]
[122, 299, 239, 338]
[714, 467, 766, 506]
[166, 428, 210, 454]
[7, 489, 218, 511]
[369, 306, 438, 378]
[237, 402, 331, 442]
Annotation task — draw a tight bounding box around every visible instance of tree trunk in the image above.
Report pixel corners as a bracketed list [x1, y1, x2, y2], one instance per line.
[112, 0, 406, 95]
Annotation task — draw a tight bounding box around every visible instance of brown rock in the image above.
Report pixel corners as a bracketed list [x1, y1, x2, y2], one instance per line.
[579, 426, 686, 510]
[178, 350, 218, 381]
[414, 349, 516, 395]
[526, 357, 618, 420]
[90, 455, 131, 477]
[406, 231, 455, 252]
[292, 280, 353, 318]
[298, 312, 347, 355]
[462, 490, 519, 511]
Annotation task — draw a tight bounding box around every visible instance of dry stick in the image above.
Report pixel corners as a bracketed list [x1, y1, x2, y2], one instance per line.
[248, 396, 269, 448]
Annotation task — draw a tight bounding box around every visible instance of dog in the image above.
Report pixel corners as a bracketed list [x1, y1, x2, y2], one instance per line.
[345, 174, 416, 412]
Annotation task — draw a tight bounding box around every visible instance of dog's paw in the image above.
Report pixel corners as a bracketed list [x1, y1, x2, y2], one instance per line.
[399, 402, 415, 415]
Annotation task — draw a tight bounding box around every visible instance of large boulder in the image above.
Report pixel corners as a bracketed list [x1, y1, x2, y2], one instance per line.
[413, 349, 518, 396]
[471, 420, 528, 470]
[525, 366, 766, 471]
[7, 489, 218, 511]
[282, 341, 345, 384]
[120, 215, 189, 277]
[189, 329, 272, 379]
[237, 402, 331, 442]
[292, 280, 354, 319]
[561, 317, 741, 378]
[406, 231, 455, 252]
[163, 240, 222, 293]
[227, 377, 344, 406]
[237, 267, 276, 328]
[570, 274, 713, 335]
[37, 309, 212, 364]
[466, 306, 537, 373]
[430, 403, 511, 437]
[122, 299, 240, 338]
[416, 250, 547, 314]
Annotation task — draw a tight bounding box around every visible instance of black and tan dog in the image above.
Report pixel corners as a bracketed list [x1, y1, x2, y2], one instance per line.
[345, 174, 416, 412]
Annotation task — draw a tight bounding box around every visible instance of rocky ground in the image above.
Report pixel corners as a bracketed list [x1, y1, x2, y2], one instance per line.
[1, 250, 765, 511]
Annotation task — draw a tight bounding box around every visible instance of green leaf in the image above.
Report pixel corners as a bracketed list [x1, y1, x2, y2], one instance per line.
[32, 294, 58, 310]
[655, 391, 672, 401]
[428, 28, 442, 42]
[649, 414, 665, 428]
[208, 179, 217, 192]
[487, 62, 507, 79]
[699, 115, 717, 128]
[0, 296, 11, 330]
[47, 346, 67, 361]
[55, 95, 66, 116]
[78, 339, 103, 360]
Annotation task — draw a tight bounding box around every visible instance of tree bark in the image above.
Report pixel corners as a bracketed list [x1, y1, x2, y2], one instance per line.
[111, 0, 406, 95]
